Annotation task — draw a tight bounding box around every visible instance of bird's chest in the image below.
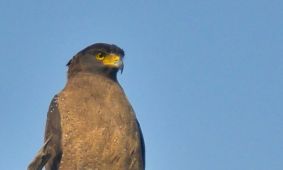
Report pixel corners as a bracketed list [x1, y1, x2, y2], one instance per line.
[57, 83, 140, 168]
[59, 83, 136, 128]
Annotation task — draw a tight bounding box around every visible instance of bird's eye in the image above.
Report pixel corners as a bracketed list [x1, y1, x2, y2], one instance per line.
[96, 53, 105, 61]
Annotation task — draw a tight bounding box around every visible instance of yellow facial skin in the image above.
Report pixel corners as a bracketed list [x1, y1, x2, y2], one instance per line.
[96, 53, 122, 68]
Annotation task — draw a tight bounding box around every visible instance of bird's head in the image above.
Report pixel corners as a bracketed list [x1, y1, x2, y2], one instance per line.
[67, 43, 125, 80]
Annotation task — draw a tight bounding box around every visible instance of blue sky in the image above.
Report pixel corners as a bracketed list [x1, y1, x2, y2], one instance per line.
[0, 0, 282, 169]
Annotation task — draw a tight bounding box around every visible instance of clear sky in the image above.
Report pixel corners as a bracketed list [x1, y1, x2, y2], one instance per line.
[0, 0, 282, 170]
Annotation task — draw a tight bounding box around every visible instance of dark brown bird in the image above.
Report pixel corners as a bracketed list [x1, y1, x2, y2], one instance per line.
[28, 43, 145, 170]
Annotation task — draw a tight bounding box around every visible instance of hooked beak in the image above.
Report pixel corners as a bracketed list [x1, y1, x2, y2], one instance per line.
[102, 54, 124, 73]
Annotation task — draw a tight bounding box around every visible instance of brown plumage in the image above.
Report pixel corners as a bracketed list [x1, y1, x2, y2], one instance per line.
[28, 43, 145, 170]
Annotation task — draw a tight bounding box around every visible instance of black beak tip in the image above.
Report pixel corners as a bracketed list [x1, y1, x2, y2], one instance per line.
[120, 64, 124, 74]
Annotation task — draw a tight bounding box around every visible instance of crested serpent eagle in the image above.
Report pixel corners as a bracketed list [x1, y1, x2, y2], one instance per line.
[28, 43, 145, 170]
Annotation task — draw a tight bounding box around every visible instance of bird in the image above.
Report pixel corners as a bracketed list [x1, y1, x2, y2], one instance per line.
[28, 43, 145, 170]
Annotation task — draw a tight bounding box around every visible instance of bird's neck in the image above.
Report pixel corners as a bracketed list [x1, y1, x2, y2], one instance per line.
[67, 68, 118, 82]
[65, 72, 120, 90]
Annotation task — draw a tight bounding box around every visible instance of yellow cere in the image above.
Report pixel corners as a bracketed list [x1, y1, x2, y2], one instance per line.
[96, 53, 121, 67]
